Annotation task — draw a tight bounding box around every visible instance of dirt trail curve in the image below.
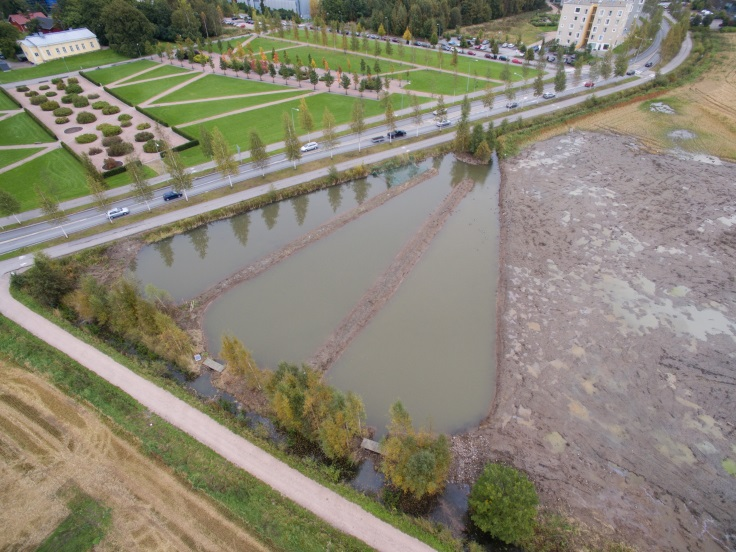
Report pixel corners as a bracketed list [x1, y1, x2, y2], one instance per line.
[309, 177, 476, 371]
[0, 275, 435, 552]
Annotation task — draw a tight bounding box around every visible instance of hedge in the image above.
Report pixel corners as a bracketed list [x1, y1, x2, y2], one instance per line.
[0, 87, 22, 107]
[172, 139, 199, 152]
[135, 105, 169, 127]
[30, 95, 47, 105]
[16, 85, 29, 92]
[102, 165, 127, 178]
[77, 111, 97, 124]
[55, 117, 69, 124]
[22, 108, 58, 140]
[171, 125, 196, 141]
[60, 141, 83, 163]
[75, 133, 98, 144]
[53, 107, 73, 117]
[79, 71, 101, 87]
[103, 86, 134, 107]
[40, 101, 60, 111]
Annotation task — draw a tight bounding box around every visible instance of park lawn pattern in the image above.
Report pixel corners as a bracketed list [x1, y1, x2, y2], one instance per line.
[84, 60, 158, 85]
[0, 113, 56, 145]
[119, 63, 193, 84]
[111, 74, 199, 105]
[403, 69, 494, 96]
[155, 73, 289, 103]
[0, 50, 131, 84]
[0, 147, 44, 170]
[0, 92, 20, 110]
[148, 90, 309, 126]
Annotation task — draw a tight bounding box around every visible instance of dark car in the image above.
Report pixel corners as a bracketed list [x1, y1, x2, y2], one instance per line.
[387, 130, 406, 139]
[645, 61, 654, 67]
[371, 135, 386, 143]
[506, 102, 519, 109]
[163, 190, 183, 201]
[626, 69, 636, 76]
[584, 81, 595, 87]
[498, 55, 509, 62]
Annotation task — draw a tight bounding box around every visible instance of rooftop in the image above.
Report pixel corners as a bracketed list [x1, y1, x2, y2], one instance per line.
[20, 28, 96, 48]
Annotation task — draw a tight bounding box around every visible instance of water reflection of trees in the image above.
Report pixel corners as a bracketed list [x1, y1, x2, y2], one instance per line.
[328, 184, 342, 213]
[188, 226, 209, 259]
[262, 202, 280, 230]
[153, 237, 175, 267]
[230, 212, 251, 248]
[450, 159, 468, 186]
[290, 194, 309, 226]
[352, 178, 371, 205]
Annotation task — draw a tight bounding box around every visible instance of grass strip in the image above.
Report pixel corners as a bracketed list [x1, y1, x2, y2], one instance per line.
[36, 490, 111, 552]
[0, 50, 131, 84]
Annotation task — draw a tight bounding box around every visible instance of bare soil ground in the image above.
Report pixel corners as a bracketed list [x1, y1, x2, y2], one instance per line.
[0, 362, 268, 551]
[451, 131, 735, 551]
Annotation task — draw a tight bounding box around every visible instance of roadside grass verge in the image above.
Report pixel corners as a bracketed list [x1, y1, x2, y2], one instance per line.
[111, 74, 198, 105]
[155, 73, 290, 102]
[0, 147, 44, 169]
[36, 489, 111, 552]
[0, 50, 131, 84]
[119, 63, 193, 84]
[404, 69, 496, 96]
[0, 112, 56, 145]
[83, 59, 158, 85]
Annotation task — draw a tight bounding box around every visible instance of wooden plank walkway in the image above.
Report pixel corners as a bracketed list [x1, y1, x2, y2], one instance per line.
[361, 438, 383, 455]
[203, 358, 225, 373]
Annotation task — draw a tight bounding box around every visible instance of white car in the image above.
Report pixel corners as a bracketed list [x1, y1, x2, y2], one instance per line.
[300, 141, 318, 152]
[542, 92, 556, 99]
[436, 119, 452, 128]
[107, 207, 129, 220]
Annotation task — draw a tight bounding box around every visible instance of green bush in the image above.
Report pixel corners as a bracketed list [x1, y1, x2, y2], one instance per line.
[25, 90, 39, 97]
[68, 77, 79, 84]
[53, 107, 73, 117]
[55, 117, 69, 124]
[91, 101, 109, 110]
[134, 131, 154, 142]
[102, 135, 122, 147]
[468, 463, 539, 545]
[16, 85, 29, 92]
[121, 121, 132, 127]
[143, 139, 164, 153]
[75, 134, 98, 144]
[118, 113, 133, 121]
[76, 111, 97, 124]
[30, 95, 47, 105]
[61, 94, 76, 104]
[88, 93, 100, 100]
[45, 91, 57, 97]
[88, 147, 103, 155]
[102, 105, 120, 115]
[66, 83, 83, 94]
[96, 123, 122, 137]
[41, 101, 61, 111]
[73, 96, 89, 108]
[39, 84, 50, 90]
[106, 142, 134, 156]
[51, 78, 63, 84]
[136, 122, 151, 130]
[56, 82, 66, 90]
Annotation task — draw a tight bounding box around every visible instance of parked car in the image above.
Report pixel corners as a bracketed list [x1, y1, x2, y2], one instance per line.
[436, 119, 452, 128]
[107, 207, 130, 220]
[512, 58, 522, 64]
[645, 61, 654, 67]
[626, 69, 636, 76]
[542, 92, 556, 99]
[584, 81, 595, 87]
[498, 55, 509, 61]
[300, 141, 318, 152]
[467, 50, 476, 56]
[387, 130, 407, 139]
[506, 102, 519, 109]
[547, 55, 556, 62]
[371, 135, 386, 143]
[163, 190, 183, 201]
[484, 53, 493, 59]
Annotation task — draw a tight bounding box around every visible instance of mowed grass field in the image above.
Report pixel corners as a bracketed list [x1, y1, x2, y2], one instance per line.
[155, 73, 289, 102]
[111, 73, 199, 104]
[0, 147, 44, 169]
[462, 11, 558, 46]
[0, 112, 56, 145]
[0, 363, 270, 551]
[573, 33, 736, 161]
[119, 63, 193, 83]
[84, 59, 158, 85]
[0, 50, 131, 84]
[404, 69, 493, 96]
[0, 92, 20, 110]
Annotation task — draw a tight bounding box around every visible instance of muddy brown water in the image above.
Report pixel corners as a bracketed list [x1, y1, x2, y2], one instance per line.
[134, 156, 500, 436]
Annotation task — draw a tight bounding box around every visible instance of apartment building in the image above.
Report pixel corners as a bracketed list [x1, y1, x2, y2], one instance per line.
[556, 0, 645, 50]
[19, 28, 100, 65]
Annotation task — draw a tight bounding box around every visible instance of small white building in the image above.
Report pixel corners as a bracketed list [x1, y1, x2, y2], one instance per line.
[556, 0, 644, 51]
[19, 28, 100, 65]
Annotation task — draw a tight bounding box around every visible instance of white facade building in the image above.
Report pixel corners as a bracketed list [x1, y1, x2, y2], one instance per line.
[19, 28, 100, 65]
[557, 0, 645, 50]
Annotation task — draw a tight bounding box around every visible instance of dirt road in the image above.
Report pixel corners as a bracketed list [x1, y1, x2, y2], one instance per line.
[0, 275, 435, 552]
[451, 131, 736, 551]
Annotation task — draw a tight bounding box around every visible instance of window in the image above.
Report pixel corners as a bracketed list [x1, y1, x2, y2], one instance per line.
[593, 26, 598, 31]
[75, 44, 80, 51]
[570, 23, 574, 28]
[82, 43, 85, 49]
[62, 46, 67, 53]
[569, 31, 572, 36]
[608, 10, 612, 15]
[618, 10, 623, 16]
[604, 27, 608, 32]
[576, 32, 580, 38]
[613, 28, 617, 33]
[605, 18, 610, 24]
[90, 41, 95, 48]
[55, 48, 60, 53]
[598, 34, 603, 40]
[583, 17, 586, 21]
[575, 7, 580, 12]
[34, 52, 39, 57]
[574, 15, 578, 20]
[585, 8, 588, 13]
[46, 49, 50, 55]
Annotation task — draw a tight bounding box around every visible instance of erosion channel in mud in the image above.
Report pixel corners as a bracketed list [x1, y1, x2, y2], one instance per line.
[133, 155, 500, 436]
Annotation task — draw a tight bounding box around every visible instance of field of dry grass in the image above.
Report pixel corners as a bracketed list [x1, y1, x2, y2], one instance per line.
[0, 362, 268, 552]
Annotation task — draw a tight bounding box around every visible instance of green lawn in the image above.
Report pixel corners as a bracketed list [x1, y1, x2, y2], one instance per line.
[0, 112, 56, 145]
[0, 50, 132, 84]
[0, 92, 20, 110]
[0, 147, 44, 169]
[155, 73, 289, 103]
[36, 491, 111, 552]
[111, 74, 198, 105]
[149, 90, 308, 126]
[404, 69, 495, 96]
[118, 63, 193, 84]
[83, 59, 158, 85]
[462, 11, 557, 46]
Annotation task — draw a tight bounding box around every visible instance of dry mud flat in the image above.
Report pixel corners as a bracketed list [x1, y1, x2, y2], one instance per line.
[452, 132, 735, 550]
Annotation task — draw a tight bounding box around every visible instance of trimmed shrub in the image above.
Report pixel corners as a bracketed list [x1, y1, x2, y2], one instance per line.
[25, 90, 39, 97]
[102, 135, 122, 146]
[143, 139, 164, 153]
[120, 121, 132, 127]
[73, 96, 89, 108]
[55, 117, 69, 124]
[92, 101, 109, 110]
[88, 147, 103, 155]
[30, 95, 47, 105]
[61, 94, 75, 104]
[75, 134, 98, 144]
[66, 83, 83, 94]
[45, 91, 57, 97]
[41, 101, 60, 111]
[88, 93, 100, 100]
[136, 122, 151, 130]
[96, 123, 122, 137]
[103, 157, 123, 169]
[118, 113, 133, 121]
[56, 82, 66, 90]
[102, 105, 120, 115]
[134, 131, 154, 142]
[76, 111, 97, 124]
[53, 107, 73, 117]
[68, 77, 79, 84]
[51, 78, 62, 84]
[106, 142, 135, 157]
[16, 85, 29, 92]
[39, 85, 50, 90]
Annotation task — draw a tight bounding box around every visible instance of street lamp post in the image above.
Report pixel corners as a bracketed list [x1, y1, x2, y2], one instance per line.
[291, 107, 299, 131]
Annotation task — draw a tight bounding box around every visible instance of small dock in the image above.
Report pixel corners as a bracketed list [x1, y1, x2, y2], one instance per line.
[203, 358, 225, 373]
[361, 438, 383, 455]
